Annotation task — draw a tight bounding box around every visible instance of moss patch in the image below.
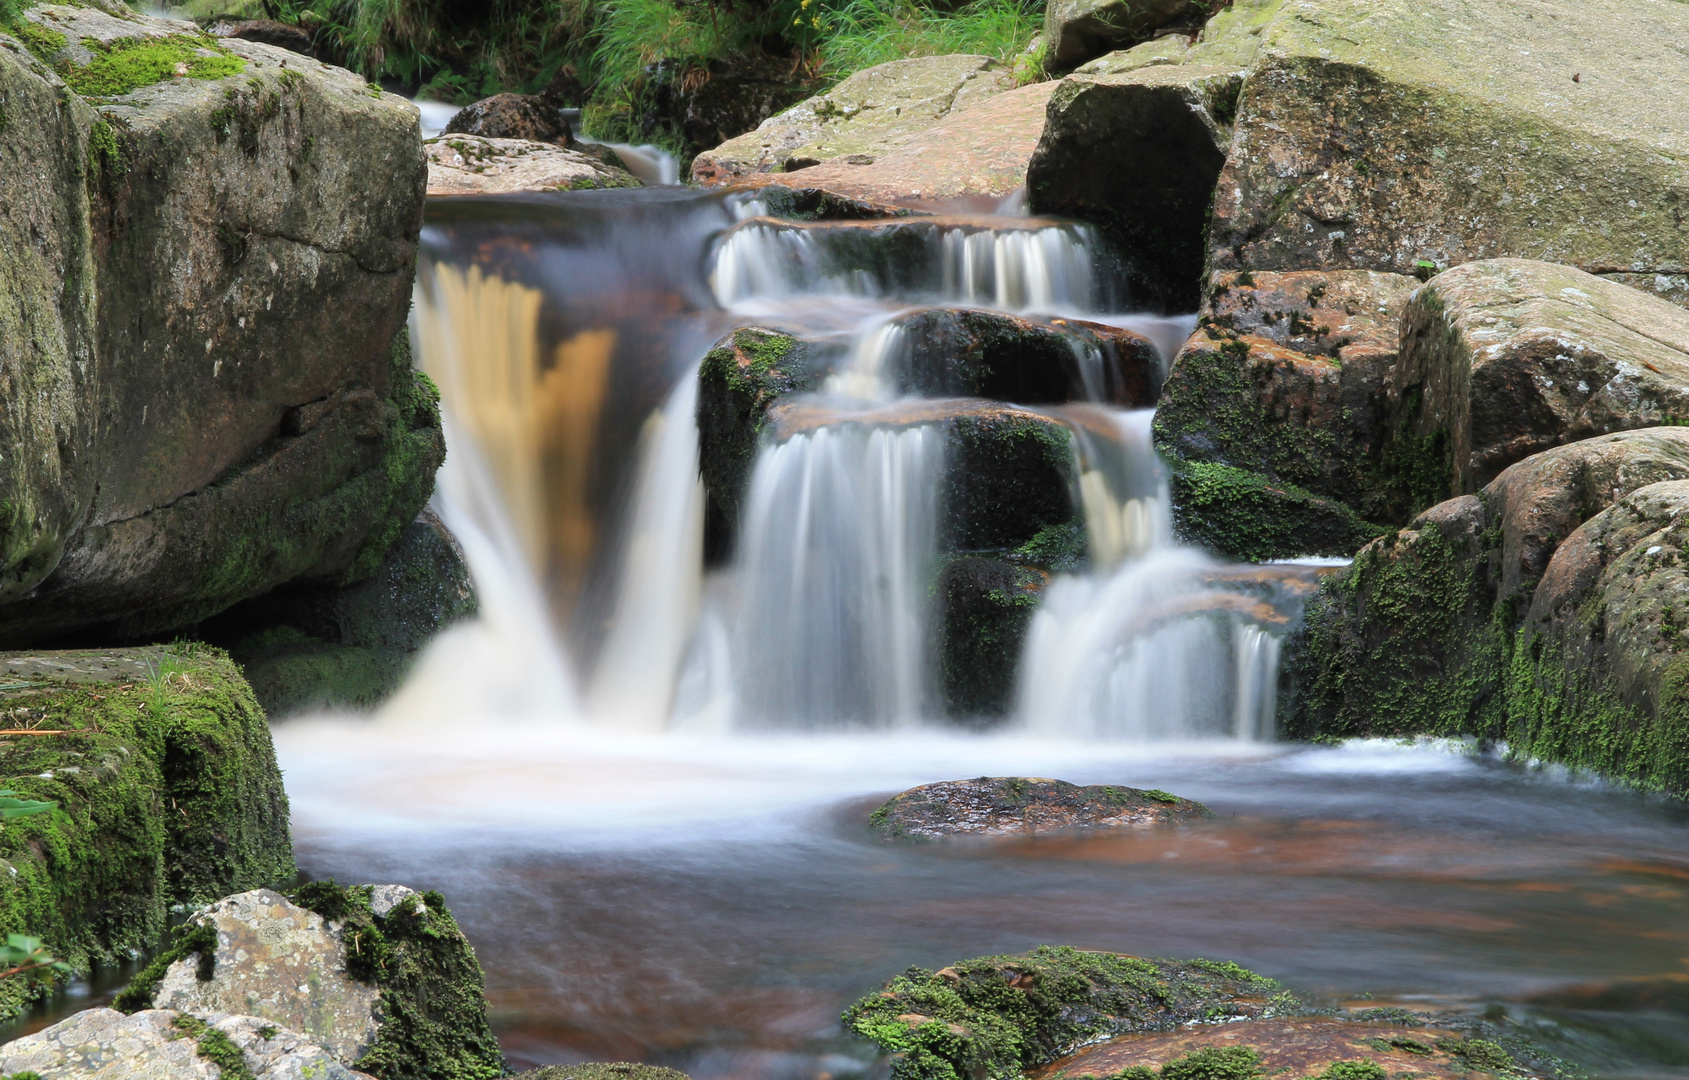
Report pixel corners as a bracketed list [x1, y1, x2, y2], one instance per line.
[290, 881, 504, 1080]
[170, 1013, 258, 1080]
[0, 645, 292, 1020]
[945, 410, 1077, 553]
[1169, 458, 1385, 562]
[62, 34, 244, 98]
[843, 947, 1286, 1080]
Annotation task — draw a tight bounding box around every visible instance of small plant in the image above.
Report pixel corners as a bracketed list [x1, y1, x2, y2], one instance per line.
[1308, 1062, 1385, 1080]
[0, 790, 56, 820]
[0, 935, 71, 983]
[1413, 259, 1439, 282]
[1160, 1047, 1264, 1080]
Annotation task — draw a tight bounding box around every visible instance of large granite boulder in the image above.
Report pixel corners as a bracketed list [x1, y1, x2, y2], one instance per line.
[1387, 259, 1689, 505]
[1042, 0, 1200, 73]
[117, 882, 503, 1079]
[0, 2, 438, 644]
[868, 777, 1210, 838]
[0, 646, 292, 1018]
[1026, 66, 1241, 311]
[691, 54, 1014, 182]
[0, 1007, 375, 1079]
[425, 135, 642, 196]
[1284, 427, 1689, 795]
[1207, 0, 1689, 302]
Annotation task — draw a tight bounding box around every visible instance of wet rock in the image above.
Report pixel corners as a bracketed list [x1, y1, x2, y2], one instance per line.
[1027, 66, 1240, 311]
[1154, 270, 1418, 523]
[0, 1007, 375, 1079]
[425, 134, 642, 196]
[1043, 1018, 1542, 1080]
[118, 881, 503, 1078]
[207, 18, 315, 56]
[692, 54, 1014, 183]
[651, 55, 817, 157]
[844, 946, 1286, 1080]
[1208, 0, 1689, 289]
[1043, 0, 1199, 73]
[944, 403, 1079, 553]
[444, 92, 570, 144]
[516, 1067, 693, 1080]
[1387, 259, 1689, 502]
[869, 777, 1210, 838]
[203, 509, 478, 717]
[935, 559, 1050, 719]
[897, 309, 1162, 407]
[1283, 428, 1689, 796]
[0, 5, 436, 643]
[0, 646, 292, 1018]
[1169, 459, 1384, 563]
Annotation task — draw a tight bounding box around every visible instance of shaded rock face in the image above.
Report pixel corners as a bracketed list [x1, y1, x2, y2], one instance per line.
[204, 509, 477, 717]
[692, 54, 1014, 182]
[0, 646, 292, 1019]
[1168, 458, 1383, 563]
[1043, 0, 1199, 73]
[898, 309, 1162, 408]
[869, 777, 1210, 838]
[1283, 427, 1689, 795]
[0, 4, 435, 645]
[1041, 1017, 1540, 1080]
[649, 55, 817, 158]
[444, 92, 570, 144]
[1155, 271, 1419, 524]
[208, 18, 316, 57]
[935, 559, 1049, 719]
[0, 1007, 375, 1079]
[1208, 0, 1689, 294]
[425, 135, 642, 196]
[1389, 260, 1689, 503]
[1027, 66, 1239, 312]
[153, 888, 382, 1063]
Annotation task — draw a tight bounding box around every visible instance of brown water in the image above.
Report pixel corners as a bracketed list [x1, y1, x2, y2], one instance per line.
[270, 726, 1689, 1080]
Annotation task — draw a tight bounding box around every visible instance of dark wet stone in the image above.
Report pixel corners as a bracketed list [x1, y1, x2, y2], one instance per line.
[445, 93, 571, 146]
[868, 777, 1210, 839]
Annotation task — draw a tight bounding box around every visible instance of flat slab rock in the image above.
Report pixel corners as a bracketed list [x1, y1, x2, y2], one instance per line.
[1037, 1016, 1541, 1080]
[0, 1007, 374, 1079]
[426, 135, 641, 196]
[869, 777, 1210, 838]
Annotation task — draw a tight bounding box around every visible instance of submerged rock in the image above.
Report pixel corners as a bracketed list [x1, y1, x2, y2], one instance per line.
[205, 508, 478, 717]
[425, 135, 642, 196]
[1283, 427, 1689, 796]
[1388, 260, 1689, 502]
[844, 947, 1285, 1080]
[869, 777, 1210, 838]
[0, 1007, 375, 1079]
[0, 3, 438, 644]
[117, 881, 503, 1079]
[1042, 0, 1199, 73]
[445, 92, 571, 144]
[0, 646, 292, 1018]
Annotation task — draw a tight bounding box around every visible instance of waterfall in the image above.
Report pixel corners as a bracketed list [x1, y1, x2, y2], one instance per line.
[729, 424, 944, 728]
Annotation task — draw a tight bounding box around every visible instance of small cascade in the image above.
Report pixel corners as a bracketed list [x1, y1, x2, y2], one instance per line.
[729, 424, 944, 728]
[821, 317, 910, 403]
[708, 217, 1112, 313]
[1062, 408, 1170, 570]
[601, 143, 681, 186]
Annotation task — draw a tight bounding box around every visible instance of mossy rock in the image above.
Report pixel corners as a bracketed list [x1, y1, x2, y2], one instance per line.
[868, 778, 1210, 839]
[0, 644, 293, 1019]
[934, 557, 1048, 720]
[1168, 458, 1384, 563]
[945, 405, 1078, 553]
[842, 946, 1288, 1080]
[898, 309, 1162, 408]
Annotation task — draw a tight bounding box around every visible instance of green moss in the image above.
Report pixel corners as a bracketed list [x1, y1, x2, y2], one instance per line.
[1013, 520, 1086, 573]
[946, 411, 1077, 552]
[113, 919, 217, 1013]
[843, 947, 1284, 1080]
[1309, 1062, 1386, 1080]
[63, 34, 244, 97]
[935, 557, 1046, 719]
[86, 117, 127, 180]
[1169, 458, 1385, 562]
[1160, 1047, 1263, 1080]
[171, 1014, 258, 1080]
[1141, 789, 1180, 804]
[1436, 1039, 1519, 1074]
[0, 645, 292, 1020]
[10, 20, 64, 65]
[289, 881, 504, 1080]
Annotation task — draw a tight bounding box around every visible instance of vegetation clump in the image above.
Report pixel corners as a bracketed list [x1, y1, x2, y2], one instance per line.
[63, 33, 244, 96]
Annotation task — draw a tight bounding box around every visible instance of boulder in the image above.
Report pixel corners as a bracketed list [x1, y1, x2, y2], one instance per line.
[868, 777, 1210, 838]
[207, 18, 315, 57]
[1154, 271, 1419, 523]
[425, 134, 642, 196]
[1283, 427, 1689, 795]
[0, 646, 292, 1018]
[1043, 0, 1200, 73]
[1169, 459, 1384, 562]
[0, 1007, 376, 1079]
[843, 947, 1288, 1080]
[896, 309, 1162, 407]
[934, 559, 1050, 719]
[648, 55, 817, 158]
[203, 509, 477, 717]
[691, 54, 1014, 182]
[0, 3, 438, 644]
[1026, 66, 1241, 311]
[1207, 0, 1689, 299]
[1073, 34, 1194, 76]
[117, 882, 503, 1079]
[1386, 260, 1689, 504]
[443, 92, 570, 144]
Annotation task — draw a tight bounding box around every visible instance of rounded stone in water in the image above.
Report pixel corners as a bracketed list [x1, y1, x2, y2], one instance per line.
[867, 776, 1211, 839]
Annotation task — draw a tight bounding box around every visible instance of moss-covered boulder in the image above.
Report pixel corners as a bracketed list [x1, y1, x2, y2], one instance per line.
[1169, 459, 1383, 563]
[0, 2, 438, 644]
[1387, 260, 1689, 503]
[1026, 65, 1240, 312]
[1208, 0, 1689, 301]
[1283, 427, 1689, 795]
[1042, 0, 1201, 74]
[934, 558, 1050, 719]
[119, 882, 503, 1080]
[843, 947, 1288, 1080]
[0, 645, 293, 1018]
[868, 777, 1210, 839]
[203, 509, 477, 717]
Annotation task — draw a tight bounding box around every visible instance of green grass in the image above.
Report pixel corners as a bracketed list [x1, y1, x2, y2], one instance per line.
[817, 0, 1040, 80]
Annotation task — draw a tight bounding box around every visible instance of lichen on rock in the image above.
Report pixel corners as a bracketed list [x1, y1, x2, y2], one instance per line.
[868, 777, 1210, 839]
